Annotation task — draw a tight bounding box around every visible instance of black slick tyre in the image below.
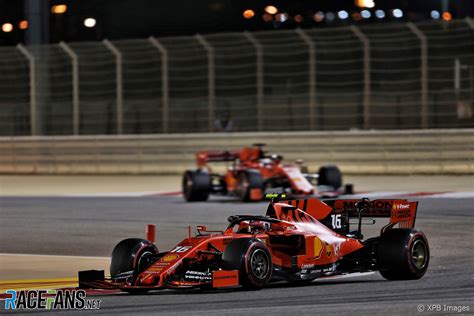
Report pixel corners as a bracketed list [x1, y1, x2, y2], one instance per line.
[377, 229, 429, 280]
[318, 165, 342, 190]
[182, 170, 212, 202]
[110, 238, 159, 293]
[222, 238, 272, 290]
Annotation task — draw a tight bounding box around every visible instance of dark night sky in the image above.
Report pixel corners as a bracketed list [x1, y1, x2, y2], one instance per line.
[0, 0, 473, 45]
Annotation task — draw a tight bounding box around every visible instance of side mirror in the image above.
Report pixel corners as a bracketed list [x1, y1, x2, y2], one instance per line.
[197, 225, 207, 232]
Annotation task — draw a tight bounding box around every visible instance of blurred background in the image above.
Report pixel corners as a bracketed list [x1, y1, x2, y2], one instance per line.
[0, 0, 473, 136]
[0, 1, 472, 178]
[1, 0, 474, 44]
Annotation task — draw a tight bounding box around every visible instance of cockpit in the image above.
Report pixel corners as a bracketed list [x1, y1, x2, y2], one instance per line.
[225, 215, 293, 235]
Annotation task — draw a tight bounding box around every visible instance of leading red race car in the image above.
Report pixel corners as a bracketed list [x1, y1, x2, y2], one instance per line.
[79, 195, 429, 292]
[182, 144, 348, 202]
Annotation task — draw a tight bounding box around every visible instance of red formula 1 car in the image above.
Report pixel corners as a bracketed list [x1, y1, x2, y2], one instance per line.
[79, 195, 429, 293]
[182, 144, 348, 202]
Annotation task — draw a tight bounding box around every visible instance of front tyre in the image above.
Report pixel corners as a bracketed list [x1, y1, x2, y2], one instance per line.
[377, 229, 429, 280]
[318, 165, 342, 190]
[222, 238, 272, 290]
[110, 238, 159, 291]
[182, 170, 212, 202]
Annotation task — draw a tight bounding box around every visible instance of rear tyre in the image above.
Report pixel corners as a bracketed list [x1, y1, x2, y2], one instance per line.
[182, 170, 212, 202]
[237, 171, 264, 202]
[318, 165, 342, 190]
[110, 238, 159, 293]
[377, 229, 429, 280]
[222, 238, 272, 290]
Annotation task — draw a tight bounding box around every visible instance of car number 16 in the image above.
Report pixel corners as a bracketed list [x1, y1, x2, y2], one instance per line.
[331, 214, 342, 229]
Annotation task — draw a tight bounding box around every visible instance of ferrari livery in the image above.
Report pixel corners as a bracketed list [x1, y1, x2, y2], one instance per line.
[79, 195, 429, 293]
[182, 144, 348, 202]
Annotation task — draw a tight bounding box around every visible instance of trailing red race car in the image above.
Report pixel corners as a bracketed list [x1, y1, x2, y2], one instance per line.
[79, 195, 429, 293]
[182, 144, 348, 202]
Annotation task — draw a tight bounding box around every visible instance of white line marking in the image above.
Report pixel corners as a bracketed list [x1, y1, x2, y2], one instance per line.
[2, 191, 473, 199]
[38, 191, 161, 198]
[427, 192, 474, 198]
[0, 191, 178, 198]
[0, 253, 109, 260]
[347, 192, 410, 198]
[349, 192, 474, 199]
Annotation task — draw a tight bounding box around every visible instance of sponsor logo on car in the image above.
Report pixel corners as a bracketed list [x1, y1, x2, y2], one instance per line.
[113, 270, 134, 279]
[341, 200, 393, 214]
[322, 264, 336, 273]
[394, 203, 410, 210]
[301, 263, 315, 269]
[161, 254, 180, 262]
[333, 242, 341, 256]
[184, 271, 212, 281]
[391, 203, 413, 220]
[325, 242, 332, 257]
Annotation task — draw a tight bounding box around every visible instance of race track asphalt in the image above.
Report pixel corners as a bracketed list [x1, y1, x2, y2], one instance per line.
[0, 194, 473, 315]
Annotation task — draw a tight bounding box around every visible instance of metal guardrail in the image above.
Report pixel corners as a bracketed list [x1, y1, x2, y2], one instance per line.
[0, 129, 472, 175]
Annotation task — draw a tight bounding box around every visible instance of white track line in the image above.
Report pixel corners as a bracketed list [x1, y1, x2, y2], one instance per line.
[2, 191, 473, 199]
[347, 192, 410, 198]
[0, 253, 109, 260]
[1, 191, 178, 198]
[45, 191, 165, 197]
[349, 191, 474, 199]
[427, 192, 474, 198]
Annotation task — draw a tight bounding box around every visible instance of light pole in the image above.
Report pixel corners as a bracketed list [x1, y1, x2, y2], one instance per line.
[24, 0, 49, 135]
[24, 0, 49, 45]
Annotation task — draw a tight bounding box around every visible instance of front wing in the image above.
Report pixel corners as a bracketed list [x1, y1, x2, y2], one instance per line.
[78, 269, 239, 291]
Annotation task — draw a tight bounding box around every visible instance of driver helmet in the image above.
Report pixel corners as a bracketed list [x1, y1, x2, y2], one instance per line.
[249, 221, 271, 233]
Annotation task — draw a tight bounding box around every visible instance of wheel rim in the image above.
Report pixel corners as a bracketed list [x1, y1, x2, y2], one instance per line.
[411, 239, 428, 270]
[137, 251, 154, 273]
[250, 249, 269, 279]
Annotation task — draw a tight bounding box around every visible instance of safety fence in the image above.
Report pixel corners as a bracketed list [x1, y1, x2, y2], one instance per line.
[0, 129, 472, 175]
[0, 19, 473, 136]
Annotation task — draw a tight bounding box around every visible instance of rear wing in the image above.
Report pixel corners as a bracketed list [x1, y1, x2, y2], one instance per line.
[269, 197, 418, 235]
[196, 147, 264, 168]
[196, 150, 239, 168]
[323, 199, 418, 229]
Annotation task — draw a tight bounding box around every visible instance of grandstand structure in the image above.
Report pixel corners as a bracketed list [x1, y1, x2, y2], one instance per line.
[0, 19, 473, 136]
